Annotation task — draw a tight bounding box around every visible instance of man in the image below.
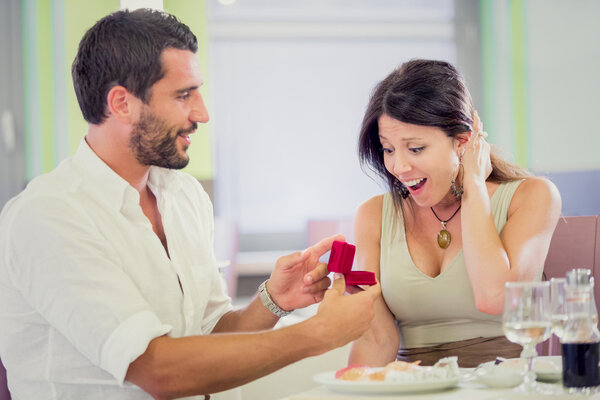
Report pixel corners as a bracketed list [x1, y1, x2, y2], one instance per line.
[0, 8, 379, 400]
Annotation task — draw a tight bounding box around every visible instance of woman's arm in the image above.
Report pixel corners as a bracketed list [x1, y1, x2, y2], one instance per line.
[348, 195, 400, 366]
[460, 115, 562, 314]
[462, 176, 561, 314]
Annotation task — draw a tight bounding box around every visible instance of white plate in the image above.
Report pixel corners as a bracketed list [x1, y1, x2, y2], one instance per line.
[475, 362, 524, 388]
[496, 356, 562, 382]
[313, 369, 459, 394]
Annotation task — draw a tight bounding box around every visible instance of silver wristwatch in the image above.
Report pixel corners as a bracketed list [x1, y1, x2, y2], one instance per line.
[258, 280, 292, 318]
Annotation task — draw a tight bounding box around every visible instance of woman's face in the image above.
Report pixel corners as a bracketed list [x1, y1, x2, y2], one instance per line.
[378, 114, 461, 208]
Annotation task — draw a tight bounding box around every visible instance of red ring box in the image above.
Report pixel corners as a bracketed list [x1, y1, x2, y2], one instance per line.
[327, 240, 376, 286]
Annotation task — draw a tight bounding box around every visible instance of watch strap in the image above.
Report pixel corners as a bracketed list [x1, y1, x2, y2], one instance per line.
[258, 280, 292, 318]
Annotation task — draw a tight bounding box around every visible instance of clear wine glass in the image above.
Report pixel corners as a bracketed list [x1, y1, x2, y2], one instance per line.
[503, 281, 552, 391]
[550, 278, 568, 339]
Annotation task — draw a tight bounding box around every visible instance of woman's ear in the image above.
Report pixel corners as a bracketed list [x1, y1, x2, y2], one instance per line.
[106, 85, 140, 124]
[454, 131, 472, 155]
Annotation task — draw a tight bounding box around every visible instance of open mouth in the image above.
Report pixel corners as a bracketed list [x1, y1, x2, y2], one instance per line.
[178, 134, 191, 145]
[404, 178, 427, 191]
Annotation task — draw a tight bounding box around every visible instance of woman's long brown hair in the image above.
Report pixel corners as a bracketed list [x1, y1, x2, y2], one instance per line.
[358, 59, 531, 213]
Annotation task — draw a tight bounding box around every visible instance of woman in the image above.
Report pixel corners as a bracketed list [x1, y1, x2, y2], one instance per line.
[349, 59, 561, 368]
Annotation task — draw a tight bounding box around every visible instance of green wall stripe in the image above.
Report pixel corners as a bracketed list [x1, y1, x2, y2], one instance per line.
[508, 0, 530, 168]
[164, 0, 212, 179]
[65, 0, 120, 155]
[479, 0, 496, 143]
[52, 0, 69, 163]
[22, 0, 42, 181]
[38, 0, 55, 173]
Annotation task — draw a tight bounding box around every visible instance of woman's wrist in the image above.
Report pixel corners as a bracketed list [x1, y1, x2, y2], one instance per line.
[461, 177, 487, 201]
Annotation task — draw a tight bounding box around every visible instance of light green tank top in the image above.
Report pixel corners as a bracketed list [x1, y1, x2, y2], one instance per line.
[380, 180, 527, 348]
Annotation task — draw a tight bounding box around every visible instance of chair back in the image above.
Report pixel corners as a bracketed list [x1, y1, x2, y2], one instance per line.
[0, 357, 10, 400]
[537, 215, 599, 356]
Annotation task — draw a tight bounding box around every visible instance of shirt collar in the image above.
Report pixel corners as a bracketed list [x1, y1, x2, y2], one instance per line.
[148, 164, 183, 196]
[72, 138, 183, 210]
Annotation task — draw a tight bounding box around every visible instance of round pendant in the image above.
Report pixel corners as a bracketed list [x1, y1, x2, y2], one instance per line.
[437, 229, 451, 249]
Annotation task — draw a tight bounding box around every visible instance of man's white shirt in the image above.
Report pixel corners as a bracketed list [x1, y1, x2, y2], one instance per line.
[0, 139, 232, 399]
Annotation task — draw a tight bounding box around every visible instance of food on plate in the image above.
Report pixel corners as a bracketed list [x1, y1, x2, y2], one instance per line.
[384, 360, 421, 371]
[335, 365, 370, 380]
[334, 357, 459, 382]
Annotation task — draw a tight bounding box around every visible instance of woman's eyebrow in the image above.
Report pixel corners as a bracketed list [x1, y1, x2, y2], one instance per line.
[379, 134, 422, 141]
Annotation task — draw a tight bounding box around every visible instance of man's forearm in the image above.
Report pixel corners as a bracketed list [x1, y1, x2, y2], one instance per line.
[212, 295, 282, 333]
[126, 317, 328, 398]
[127, 274, 379, 399]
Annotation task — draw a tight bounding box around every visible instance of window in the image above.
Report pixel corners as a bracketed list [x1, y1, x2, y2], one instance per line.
[208, 0, 458, 245]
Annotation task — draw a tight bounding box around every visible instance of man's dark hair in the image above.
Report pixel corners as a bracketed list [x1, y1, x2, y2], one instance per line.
[72, 8, 198, 124]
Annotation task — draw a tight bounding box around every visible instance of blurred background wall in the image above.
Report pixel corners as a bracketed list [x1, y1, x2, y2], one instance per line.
[1, 0, 599, 299]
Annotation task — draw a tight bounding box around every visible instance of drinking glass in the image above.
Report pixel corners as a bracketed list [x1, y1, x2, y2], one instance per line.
[503, 281, 552, 391]
[591, 277, 599, 328]
[550, 278, 568, 339]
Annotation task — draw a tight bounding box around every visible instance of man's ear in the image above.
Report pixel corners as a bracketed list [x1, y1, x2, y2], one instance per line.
[106, 85, 139, 124]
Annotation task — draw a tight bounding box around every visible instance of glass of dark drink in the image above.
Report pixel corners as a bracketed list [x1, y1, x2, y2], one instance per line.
[561, 269, 600, 394]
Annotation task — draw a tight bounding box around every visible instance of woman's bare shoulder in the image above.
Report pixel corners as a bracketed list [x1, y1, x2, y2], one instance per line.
[515, 176, 560, 202]
[355, 195, 385, 236]
[510, 176, 562, 215]
[357, 194, 385, 214]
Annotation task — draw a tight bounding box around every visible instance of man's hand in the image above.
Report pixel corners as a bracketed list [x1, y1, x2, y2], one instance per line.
[313, 273, 380, 349]
[266, 234, 344, 312]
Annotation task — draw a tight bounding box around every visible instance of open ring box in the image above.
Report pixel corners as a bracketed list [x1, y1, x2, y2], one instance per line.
[327, 240, 377, 285]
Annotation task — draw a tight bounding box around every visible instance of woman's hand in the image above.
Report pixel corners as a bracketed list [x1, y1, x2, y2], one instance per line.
[462, 110, 492, 186]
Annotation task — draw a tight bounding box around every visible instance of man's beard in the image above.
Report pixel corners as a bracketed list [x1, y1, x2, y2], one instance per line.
[129, 108, 197, 170]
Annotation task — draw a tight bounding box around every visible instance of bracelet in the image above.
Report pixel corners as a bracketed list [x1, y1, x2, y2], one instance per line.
[258, 280, 292, 318]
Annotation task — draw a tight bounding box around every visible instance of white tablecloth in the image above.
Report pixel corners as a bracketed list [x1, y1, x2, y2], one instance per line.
[282, 380, 596, 400]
